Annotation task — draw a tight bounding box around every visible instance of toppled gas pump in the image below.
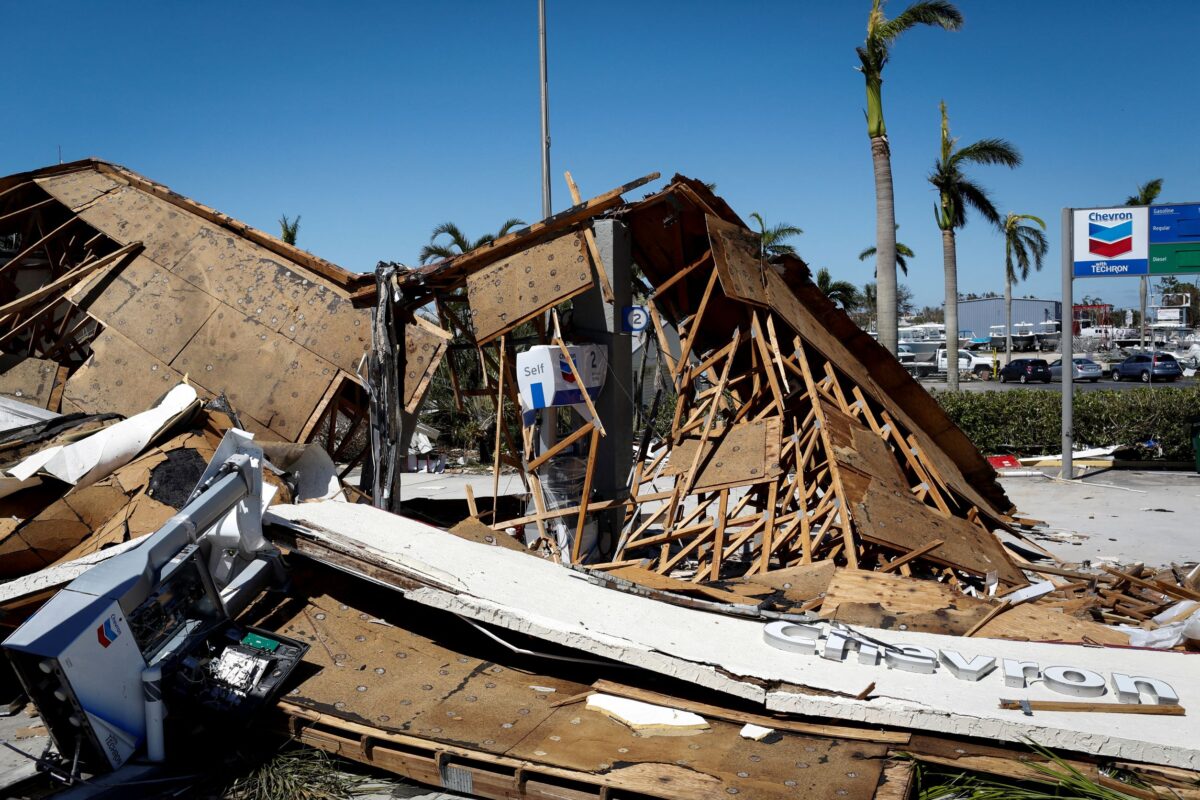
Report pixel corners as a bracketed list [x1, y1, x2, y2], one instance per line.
[3, 431, 307, 774]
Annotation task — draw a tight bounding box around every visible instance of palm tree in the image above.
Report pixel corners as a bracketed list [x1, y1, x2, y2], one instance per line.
[816, 268, 861, 309]
[419, 219, 526, 263]
[858, 225, 915, 275]
[1125, 179, 1162, 207]
[1001, 213, 1049, 363]
[858, 0, 963, 356]
[928, 101, 1021, 390]
[749, 213, 803, 259]
[279, 214, 300, 245]
[1124, 179, 1162, 351]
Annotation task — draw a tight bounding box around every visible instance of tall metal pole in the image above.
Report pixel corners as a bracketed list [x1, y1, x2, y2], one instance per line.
[1139, 275, 1147, 351]
[538, 0, 551, 219]
[1060, 208, 1074, 479]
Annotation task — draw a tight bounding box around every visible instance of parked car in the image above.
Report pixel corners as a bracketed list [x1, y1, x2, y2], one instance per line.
[1110, 352, 1183, 382]
[998, 358, 1051, 383]
[936, 348, 995, 380]
[1048, 357, 1103, 383]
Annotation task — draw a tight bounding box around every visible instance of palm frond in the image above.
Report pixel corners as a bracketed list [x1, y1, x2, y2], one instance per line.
[858, 246, 876, 261]
[496, 218, 527, 237]
[958, 178, 1001, 226]
[418, 244, 458, 264]
[953, 138, 1022, 168]
[1125, 178, 1163, 206]
[766, 223, 804, 240]
[428, 221, 473, 254]
[877, 0, 963, 41]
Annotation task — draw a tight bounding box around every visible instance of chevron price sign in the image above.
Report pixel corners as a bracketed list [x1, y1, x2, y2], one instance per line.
[1073, 207, 1148, 276]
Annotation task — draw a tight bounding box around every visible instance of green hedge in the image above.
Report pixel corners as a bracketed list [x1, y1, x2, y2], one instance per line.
[934, 387, 1200, 460]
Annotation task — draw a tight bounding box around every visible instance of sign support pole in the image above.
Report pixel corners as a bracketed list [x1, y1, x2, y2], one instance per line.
[1060, 208, 1074, 479]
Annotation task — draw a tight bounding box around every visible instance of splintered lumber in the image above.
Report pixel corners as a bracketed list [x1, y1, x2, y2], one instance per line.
[564, 171, 615, 304]
[998, 699, 1186, 716]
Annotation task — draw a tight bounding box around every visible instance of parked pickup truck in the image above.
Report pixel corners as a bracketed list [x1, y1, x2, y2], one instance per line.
[898, 344, 936, 378]
[936, 348, 996, 380]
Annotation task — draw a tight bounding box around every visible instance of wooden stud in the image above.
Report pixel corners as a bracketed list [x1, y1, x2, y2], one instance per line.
[564, 171, 615, 304]
[571, 426, 602, 564]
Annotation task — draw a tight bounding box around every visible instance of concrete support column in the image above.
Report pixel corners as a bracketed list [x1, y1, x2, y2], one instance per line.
[571, 220, 634, 555]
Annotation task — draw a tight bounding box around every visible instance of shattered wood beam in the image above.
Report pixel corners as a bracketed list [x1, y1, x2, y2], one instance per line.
[526, 421, 595, 472]
[880, 539, 946, 573]
[649, 249, 713, 300]
[666, 328, 740, 527]
[672, 268, 720, 391]
[755, 479, 780, 575]
[0, 214, 81, 278]
[709, 489, 729, 580]
[0, 196, 55, 224]
[571, 426, 601, 564]
[793, 337, 858, 569]
[563, 171, 614, 304]
[490, 336, 506, 521]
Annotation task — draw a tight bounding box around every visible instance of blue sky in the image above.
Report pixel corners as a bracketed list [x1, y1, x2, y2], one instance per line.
[3, 1, 1197, 311]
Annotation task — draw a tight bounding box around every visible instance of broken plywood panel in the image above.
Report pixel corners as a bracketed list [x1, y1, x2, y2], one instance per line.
[403, 315, 451, 414]
[819, 569, 1129, 645]
[0, 356, 59, 409]
[69, 254, 220, 364]
[743, 560, 838, 601]
[663, 418, 782, 491]
[821, 399, 1024, 585]
[171, 307, 335, 439]
[466, 231, 592, 344]
[34, 170, 123, 212]
[819, 568, 994, 635]
[62, 328, 189, 418]
[706, 215, 769, 306]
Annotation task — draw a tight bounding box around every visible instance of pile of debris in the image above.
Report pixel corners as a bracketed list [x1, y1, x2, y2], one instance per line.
[0, 163, 1197, 799]
[371, 173, 1199, 652]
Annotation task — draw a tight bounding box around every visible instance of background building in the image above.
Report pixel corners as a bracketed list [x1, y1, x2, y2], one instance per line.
[955, 297, 1061, 336]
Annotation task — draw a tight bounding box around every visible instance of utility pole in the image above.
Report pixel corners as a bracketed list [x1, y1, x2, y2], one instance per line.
[538, 0, 551, 219]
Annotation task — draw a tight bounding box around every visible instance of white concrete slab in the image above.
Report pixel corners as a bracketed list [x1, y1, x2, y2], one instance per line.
[267, 501, 1200, 769]
[1001, 470, 1200, 567]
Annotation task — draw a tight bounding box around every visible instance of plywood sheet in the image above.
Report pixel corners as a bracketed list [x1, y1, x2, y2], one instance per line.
[170, 225, 309, 333]
[743, 560, 838, 601]
[76, 186, 210, 272]
[509, 703, 885, 799]
[70, 254, 220, 364]
[403, 316, 451, 414]
[821, 400, 1024, 585]
[62, 328, 189, 417]
[819, 568, 994, 635]
[282, 282, 372, 374]
[35, 171, 123, 211]
[664, 418, 782, 491]
[706, 214, 769, 306]
[0, 356, 59, 409]
[274, 592, 582, 755]
[171, 308, 335, 439]
[465, 231, 592, 343]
